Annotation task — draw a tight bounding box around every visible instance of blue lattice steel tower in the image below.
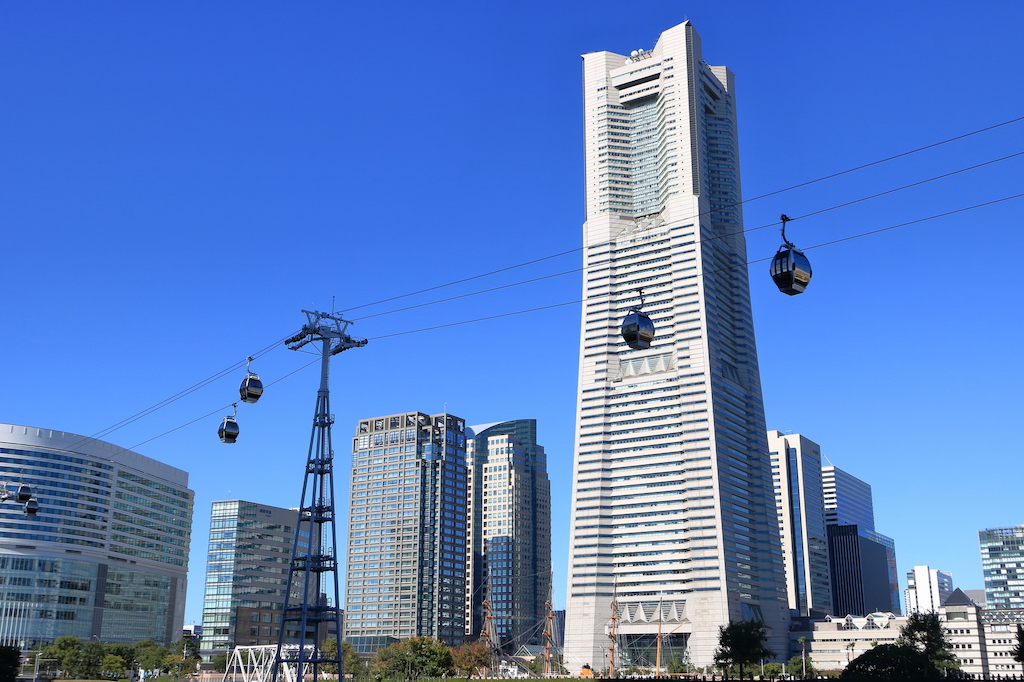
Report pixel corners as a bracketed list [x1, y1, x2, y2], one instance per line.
[271, 311, 366, 682]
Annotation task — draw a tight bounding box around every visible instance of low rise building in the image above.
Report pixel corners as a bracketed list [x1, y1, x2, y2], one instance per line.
[791, 588, 1024, 677]
[0, 424, 193, 649]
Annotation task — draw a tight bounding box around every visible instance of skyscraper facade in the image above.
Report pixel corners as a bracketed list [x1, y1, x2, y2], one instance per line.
[464, 420, 551, 651]
[821, 465, 874, 529]
[199, 500, 305, 659]
[826, 525, 900, 616]
[905, 565, 953, 614]
[345, 412, 468, 647]
[0, 423, 192, 648]
[820, 465, 899, 616]
[980, 525, 1024, 610]
[564, 21, 790, 670]
[766, 431, 832, 616]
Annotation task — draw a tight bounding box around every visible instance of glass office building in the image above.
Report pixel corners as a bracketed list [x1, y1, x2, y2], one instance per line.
[199, 500, 308, 659]
[0, 423, 192, 648]
[980, 525, 1024, 610]
[766, 431, 833, 616]
[465, 419, 551, 651]
[821, 464, 899, 616]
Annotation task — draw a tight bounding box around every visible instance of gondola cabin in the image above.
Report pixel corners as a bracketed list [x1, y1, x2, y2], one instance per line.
[621, 310, 656, 350]
[23, 499, 39, 516]
[219, 416, 240, 444]
[770, 247, 812, 295]
[239, 373, 263, 404]
[16, 484, 32, 502]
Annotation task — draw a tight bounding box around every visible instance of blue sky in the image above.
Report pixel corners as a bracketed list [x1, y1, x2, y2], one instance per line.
[2, 1, 1022, 627]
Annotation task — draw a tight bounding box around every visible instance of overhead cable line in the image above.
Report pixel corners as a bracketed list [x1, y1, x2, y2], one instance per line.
[351, 150, 1024, 322]
[370, 192, 1024, 340]
[339, 115, 1024, 315]
[65, 331, 300, 454]
[128, 356, 321, 450]
[97, 133, 1023, 441]
[126, 190, 1024, 450]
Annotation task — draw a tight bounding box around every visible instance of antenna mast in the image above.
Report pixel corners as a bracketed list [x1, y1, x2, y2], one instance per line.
[607, 596, 618, 678]
[543, 589, 553, 676]
[271, 310, 367, 682]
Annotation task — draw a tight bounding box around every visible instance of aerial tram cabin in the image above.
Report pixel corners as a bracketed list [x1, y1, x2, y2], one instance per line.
[771, 214, 813, 295]
[621, 289, 656, 350]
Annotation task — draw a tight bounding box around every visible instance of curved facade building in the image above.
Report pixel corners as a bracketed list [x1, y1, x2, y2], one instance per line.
[0, 424, 193, 648]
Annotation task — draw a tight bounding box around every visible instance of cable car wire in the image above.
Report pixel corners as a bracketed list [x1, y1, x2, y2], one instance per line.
[338, 115, 1024, 315]
[371, 191, 1024, 340]
[64, 331, 302, 454]
[128, 356, 322, 450]
[67, 140, 1024, 449]
[124, 189, 1024, 451]
[350, 150, 1024, 322]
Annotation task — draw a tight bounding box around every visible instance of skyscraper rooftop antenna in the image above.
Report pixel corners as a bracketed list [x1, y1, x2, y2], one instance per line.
[272, 310, 367, 682]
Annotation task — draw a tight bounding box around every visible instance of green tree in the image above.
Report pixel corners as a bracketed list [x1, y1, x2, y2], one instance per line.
[0, 646, 20, 682]
[211, 652, 229, 674]
[1011, 623, 1024, 665]
[762, 661, 784, 677]
[450, 641, 490, 677]
[372, 637, 454, 678]
[899, 612, 959, 674]
[102, 644, 136, 673]
[170, 638, 200, 660]
[164, 654, 198, 680]
[341, 641, 367, 677]
[713, 620, 775, 680]
[319, 637, 340, 675]
[786, 654, 816, 678]
[841, 643, 939, 679]
[79, 641, 105, 679]
[666, 657, 685, 674]
[798, 636, 808, 678]
[101, 654, 127, 678]
[44, 636, 83, 678]
[133, 641, 170, 676]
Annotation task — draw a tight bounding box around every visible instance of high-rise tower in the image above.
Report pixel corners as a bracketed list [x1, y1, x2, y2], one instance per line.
[905, 565, 953, 614]
[564, 21, 789, 671]
[821, 464, 900, 616]
[345, 412, 468, 647]
[766, 431, 832, 617]
[464, 420, 551, 651]
[979, 525, 1024, 610]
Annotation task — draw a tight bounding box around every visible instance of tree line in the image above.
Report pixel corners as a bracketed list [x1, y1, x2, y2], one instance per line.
[35, 636, 201, 680]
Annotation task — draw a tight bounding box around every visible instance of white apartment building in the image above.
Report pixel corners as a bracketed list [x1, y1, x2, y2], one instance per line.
[905, 565, 953, 614]
[766, 431, 833, 616]
[564, 21, 789, 672]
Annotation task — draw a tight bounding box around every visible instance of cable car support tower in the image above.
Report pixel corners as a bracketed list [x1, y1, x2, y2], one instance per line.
[271, 310, 367, 682]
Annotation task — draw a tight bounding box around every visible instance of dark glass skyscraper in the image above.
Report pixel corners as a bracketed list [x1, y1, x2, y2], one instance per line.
[465, 419, 551, 651]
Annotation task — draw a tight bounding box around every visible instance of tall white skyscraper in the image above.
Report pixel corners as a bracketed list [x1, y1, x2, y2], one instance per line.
[905, 565, 953, 614]
[564, 21, 789, 671]
[766, 431, 833, 616]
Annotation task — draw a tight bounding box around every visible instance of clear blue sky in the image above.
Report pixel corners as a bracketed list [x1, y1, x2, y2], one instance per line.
[2, 1, 1022, 627]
